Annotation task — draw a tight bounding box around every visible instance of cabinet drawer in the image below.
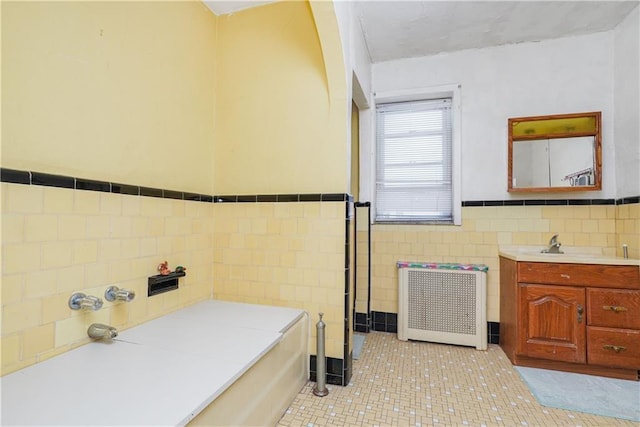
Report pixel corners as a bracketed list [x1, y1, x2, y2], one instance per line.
[587, 327, 640, 369]
[587, 289, 640, 329]
[517, 263, 640, 289]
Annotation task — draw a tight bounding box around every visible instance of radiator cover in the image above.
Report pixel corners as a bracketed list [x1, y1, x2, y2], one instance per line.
[398, 267, 487, 350]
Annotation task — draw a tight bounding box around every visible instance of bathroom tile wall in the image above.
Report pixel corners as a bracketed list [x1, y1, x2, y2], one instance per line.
[1, 183, 214, 375]
[3, 179, 636, 379]
[616, 201, 640, 259]
[364, 203, 637, 322]
[212, 200, 347, 360]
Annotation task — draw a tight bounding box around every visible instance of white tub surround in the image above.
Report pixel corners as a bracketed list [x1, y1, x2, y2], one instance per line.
[499, 246, 640, 266]
[1, 300, 308, 426]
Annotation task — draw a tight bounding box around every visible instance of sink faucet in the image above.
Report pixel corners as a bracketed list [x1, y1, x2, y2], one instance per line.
[87, 323, 118, 340]
[542, 234, 563, 254]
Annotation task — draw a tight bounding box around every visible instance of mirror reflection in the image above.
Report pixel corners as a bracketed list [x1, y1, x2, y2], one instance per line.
[508, 112, 602, 193]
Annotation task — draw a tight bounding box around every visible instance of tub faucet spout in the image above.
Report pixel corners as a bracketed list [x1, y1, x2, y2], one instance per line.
[88, 323, 118, 340]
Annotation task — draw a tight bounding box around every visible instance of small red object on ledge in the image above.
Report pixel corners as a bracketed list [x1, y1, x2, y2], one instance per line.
[157, 260, 171, 276]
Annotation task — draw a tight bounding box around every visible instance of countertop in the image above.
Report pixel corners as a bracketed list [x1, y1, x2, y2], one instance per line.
[499, 246, 640, 266]
[0, 300, 306, 426]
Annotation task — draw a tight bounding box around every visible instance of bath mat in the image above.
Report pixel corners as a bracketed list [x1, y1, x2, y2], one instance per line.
[516, 366, 640, 421]
[353, 334, 366, 360]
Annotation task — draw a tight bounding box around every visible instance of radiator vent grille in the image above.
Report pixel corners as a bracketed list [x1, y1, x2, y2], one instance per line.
[399, 266, 487, 350]
[407, 270, 477, 335]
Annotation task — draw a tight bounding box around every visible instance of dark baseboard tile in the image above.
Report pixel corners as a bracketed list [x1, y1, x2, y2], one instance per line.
[371, 311, 398, 333]
[488, 321, 500, 345]
[1, 167, 353, 205]
[310, 355, 351, 386]
[368, 310, 501, 345]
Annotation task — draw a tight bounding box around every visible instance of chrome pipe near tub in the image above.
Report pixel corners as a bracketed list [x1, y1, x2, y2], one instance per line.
[104, 286, 135, 302]
[313, 312, 329, 397]
[68, 293, 103, 311]
[87, 323, 118, 340]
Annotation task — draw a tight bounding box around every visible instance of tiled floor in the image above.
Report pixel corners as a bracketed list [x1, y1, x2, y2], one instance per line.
[278, 332, 636, 427]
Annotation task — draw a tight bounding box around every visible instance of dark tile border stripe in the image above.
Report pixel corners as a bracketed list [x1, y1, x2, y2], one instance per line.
[237, 195, 257, 203]
[1, 168, 353, 205]
[300, 194, 321, 202]
[31, 172, 74, 189]
[163, 190, 184, 200]
[462, 197, 637, 206]
[140, 186, 163, 198]
[277, 194, 299, 202]
[183, 192, 201, 202]
[619, 196, 640, 205]
[4, 168, 635, 207]
[112, 183, 139, 196]
[76, 178, 110, 193]
[1, 168, 30, 184]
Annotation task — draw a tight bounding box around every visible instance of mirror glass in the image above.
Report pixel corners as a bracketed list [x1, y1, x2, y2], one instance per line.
[508, 112, 601, 192]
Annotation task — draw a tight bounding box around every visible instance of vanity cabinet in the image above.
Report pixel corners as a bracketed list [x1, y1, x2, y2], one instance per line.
[500, 257, 640, 380]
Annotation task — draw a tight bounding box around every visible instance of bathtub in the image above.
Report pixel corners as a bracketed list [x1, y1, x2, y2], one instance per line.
[1, 300, 309, 426]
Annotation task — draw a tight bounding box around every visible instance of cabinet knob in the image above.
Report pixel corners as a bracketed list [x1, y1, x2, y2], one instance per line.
[602, 305, 627, 313]
[603, 344, 626, 353]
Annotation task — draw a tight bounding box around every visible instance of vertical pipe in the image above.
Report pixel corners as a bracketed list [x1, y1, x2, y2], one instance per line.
[313, 313, 329, 397]
[354, 201, 372, 333]
[366, 202, 372, 330]
[353, 204, 358, 330]
[623, 244, 629, 259]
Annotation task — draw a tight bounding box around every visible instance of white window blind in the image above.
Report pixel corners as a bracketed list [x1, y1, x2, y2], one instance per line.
[376, 98, 453, 222]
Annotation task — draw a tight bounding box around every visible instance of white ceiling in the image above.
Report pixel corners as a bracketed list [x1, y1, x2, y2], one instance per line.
[204, 1, 639, 63]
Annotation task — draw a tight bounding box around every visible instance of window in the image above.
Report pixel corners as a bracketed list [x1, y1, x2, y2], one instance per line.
[375, 97, 456, 223]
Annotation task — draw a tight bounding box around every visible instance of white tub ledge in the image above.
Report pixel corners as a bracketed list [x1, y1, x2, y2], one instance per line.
[1, 300, 309, 427]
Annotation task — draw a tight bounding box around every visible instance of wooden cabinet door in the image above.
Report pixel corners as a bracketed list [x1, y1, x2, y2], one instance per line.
[517, 284, 586, 363]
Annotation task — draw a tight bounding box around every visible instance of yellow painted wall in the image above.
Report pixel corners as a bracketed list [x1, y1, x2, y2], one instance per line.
[1, 0, 354, 375]
[1, 1, 217, 194]
[366, 204, 638, 322]
[350, 102, 359, 198]
[1, 0, 219, 375]
[214, 1, 348, 195]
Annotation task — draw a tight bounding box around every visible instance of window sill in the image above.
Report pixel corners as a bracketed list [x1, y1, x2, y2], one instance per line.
[374, 220, 455, 226]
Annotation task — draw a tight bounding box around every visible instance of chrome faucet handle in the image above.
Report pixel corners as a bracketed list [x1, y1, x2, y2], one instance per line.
[105, 286, 136, 302]
[68, 293, 104, 311]
[549, 234, 559, 246]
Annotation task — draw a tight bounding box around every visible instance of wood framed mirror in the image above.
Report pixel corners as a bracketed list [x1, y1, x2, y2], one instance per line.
[508, 111, 602, 193]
